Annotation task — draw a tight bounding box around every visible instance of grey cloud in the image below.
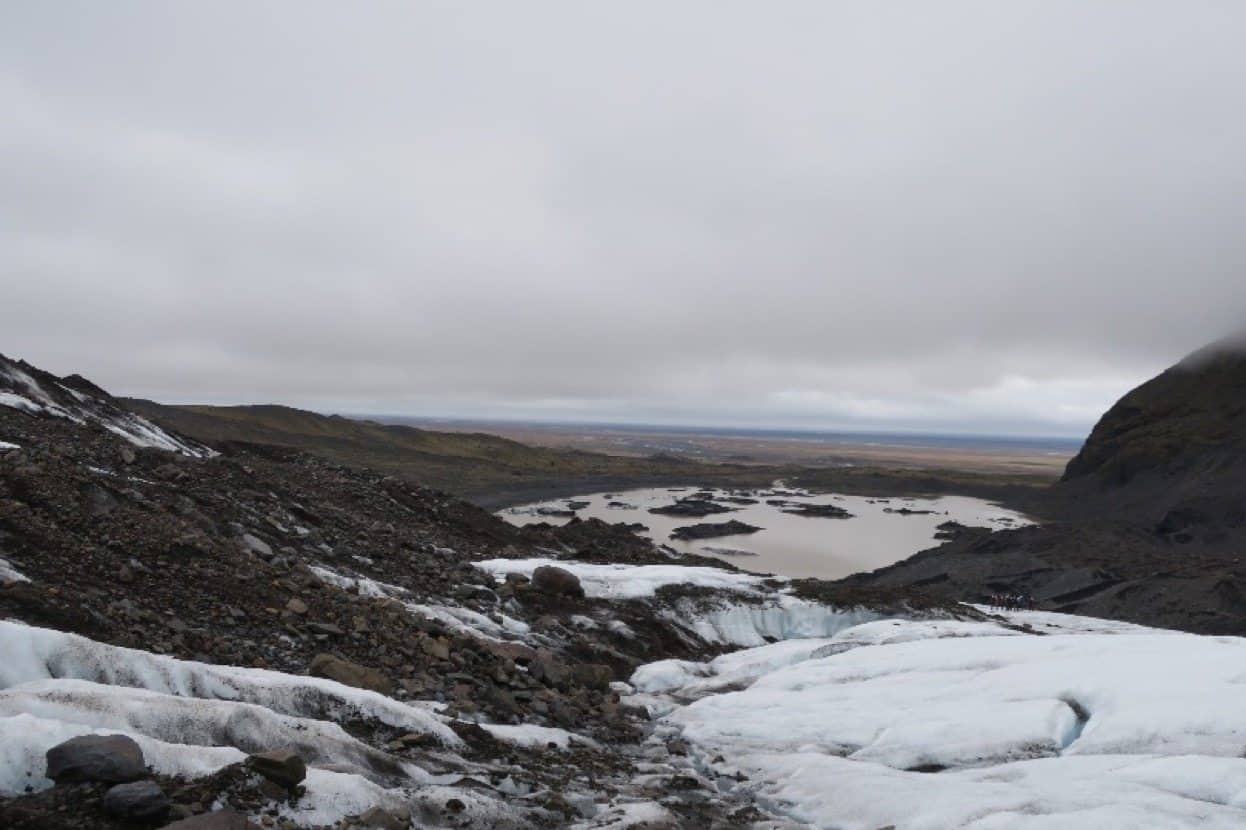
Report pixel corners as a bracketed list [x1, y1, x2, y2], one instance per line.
[3, 2, 1245, 437]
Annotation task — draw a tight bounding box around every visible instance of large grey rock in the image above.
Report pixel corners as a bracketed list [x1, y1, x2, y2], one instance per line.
[308, 652, 395, 695]
[159, 809, 262, 830]
[247, 748, 306, 789]
[531, 565, 584, 599]
[103, 780, 170, 821]
[45, 734, 146, 784]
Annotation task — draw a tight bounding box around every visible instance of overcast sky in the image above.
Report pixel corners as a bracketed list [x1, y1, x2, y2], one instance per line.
[3, 2, 1245, 438]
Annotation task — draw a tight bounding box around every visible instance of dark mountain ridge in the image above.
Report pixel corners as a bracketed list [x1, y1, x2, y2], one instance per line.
[842, 333, 1246, 634]
[1053, 333, 1246, 541]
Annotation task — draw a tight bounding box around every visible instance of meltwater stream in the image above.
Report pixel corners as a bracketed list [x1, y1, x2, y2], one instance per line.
[500, 485, 1032, 580]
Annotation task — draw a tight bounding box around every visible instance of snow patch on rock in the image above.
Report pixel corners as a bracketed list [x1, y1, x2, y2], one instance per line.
[0, 361, 211, 457]
[0, 557, 30, 585]
[478, 723, 598, 751]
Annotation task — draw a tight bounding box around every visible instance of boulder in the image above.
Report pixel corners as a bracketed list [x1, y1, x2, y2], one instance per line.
[45, 734, 146, 784]
[103, 780, 170, 822]
[159, 809, 261, 830]
[531, 565, 584, 599]
[309, 652, 395, 695]
[358, 806, 408, 829]
[247, 748, 306, 789]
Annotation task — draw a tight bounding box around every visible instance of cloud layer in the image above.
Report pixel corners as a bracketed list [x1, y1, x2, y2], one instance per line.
[4, 2, 1245, 436]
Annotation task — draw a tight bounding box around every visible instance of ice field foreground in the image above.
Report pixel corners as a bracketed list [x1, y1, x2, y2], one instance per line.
[628, 609, 1246, 829]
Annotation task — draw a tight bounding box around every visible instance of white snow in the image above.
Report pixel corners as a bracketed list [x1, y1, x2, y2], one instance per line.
[972, 605, 1166, 636]
[475, 557, 887, 647]
[645, 613, 1246, 828]
[474, 557, 770, 600]
[0, 679, 423, 783]
[405, 602, 530, 642]
[0, 440, 20, 450]
[666, 594, 883, 647]
[0, 711, 245, 796]
[309, 565, 406, 599]
[0, 557, 30, 585]
[631, 636, 840, 697]
[0, 392, 44, 415]
[277, 767, 411, 826]
[0, 621, 459, 745]
[572, 800, 676, 828]
[0, 708, 424, 824]
[309, 564, 532, 644]
[478, 722, 597, 751]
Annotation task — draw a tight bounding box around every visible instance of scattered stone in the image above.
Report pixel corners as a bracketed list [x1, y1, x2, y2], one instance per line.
[247, 748, 307, 789]
[159, 809, 262, 829]
[308, 652, 395, 695]
[45, 734, 146, 784]
[531, 565, 584, 599]
[285, 597, 308, 615]
[102, 779, 170, 822]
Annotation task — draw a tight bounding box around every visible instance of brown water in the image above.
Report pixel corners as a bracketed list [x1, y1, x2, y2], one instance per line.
[499, 484, 1031, 580]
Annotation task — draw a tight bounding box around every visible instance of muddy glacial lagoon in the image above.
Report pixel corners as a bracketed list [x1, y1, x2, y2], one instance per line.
[500, 484, 1031, 580]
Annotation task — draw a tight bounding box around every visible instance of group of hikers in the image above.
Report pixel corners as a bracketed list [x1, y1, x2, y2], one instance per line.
[987, 592, 1036, 611]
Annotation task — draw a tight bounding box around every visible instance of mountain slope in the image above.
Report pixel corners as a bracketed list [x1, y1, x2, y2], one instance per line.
[1054, 333, 1246, 541]
[840, 333, 1246, 634]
